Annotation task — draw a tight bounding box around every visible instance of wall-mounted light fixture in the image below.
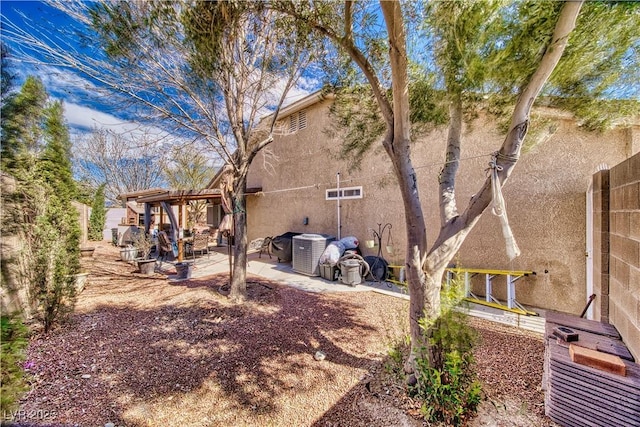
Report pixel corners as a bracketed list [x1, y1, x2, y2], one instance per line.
[303, 217, 309, 225]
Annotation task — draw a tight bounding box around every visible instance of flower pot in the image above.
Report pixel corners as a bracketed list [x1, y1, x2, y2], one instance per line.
[137, 258, 156, 275]
[120, 247, 138, 263]
[74, 272, 89, 293]
[175, 262, 193, 279]
[365, 240, 376, 248]
[80, 247, 95, 258]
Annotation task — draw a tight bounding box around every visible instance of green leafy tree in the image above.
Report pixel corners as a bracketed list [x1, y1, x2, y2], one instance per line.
[38, 101, 77, 200]
[0, 75, 81, 416]
[3, 0, 316, 302]
[21, 177, 80, 332]
[268, 0, 635, 375]
[0, 47, 29, 417]
[163, 145, 216, 191]
[88, 184, 106, 241]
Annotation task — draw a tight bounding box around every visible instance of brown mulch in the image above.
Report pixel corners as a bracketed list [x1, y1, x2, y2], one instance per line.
[7, 245, 556, 427]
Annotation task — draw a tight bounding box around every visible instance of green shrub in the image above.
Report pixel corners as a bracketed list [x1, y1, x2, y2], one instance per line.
[409, 277, 482, 426]
[385, 334, 410, 377]
[29, 193, 80, 332]
[88, 184, 106, 241]
[1, 313, 30, 417]
[10, 174, 80, 333]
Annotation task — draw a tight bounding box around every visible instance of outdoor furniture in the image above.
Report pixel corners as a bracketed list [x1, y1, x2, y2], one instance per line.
[157, 231, 172, 262]
[186, 233, 209, 260]
[269, 232, 302, 262]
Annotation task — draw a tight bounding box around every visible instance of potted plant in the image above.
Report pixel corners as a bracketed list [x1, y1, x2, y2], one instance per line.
[175, 261, 193, 279]
[132, 231, 156, 275]
[74, 271, 90, 293]
[120, 245, 138, 262]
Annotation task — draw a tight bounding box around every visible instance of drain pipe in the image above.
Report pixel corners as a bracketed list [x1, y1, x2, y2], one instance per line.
[337, 172, 341, 240]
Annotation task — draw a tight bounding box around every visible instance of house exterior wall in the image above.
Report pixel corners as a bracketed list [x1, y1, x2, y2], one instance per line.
[246, 98, 636, 315]
[607, 152, 640, 360]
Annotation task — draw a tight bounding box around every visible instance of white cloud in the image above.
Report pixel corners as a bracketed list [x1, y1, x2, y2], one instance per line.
[63, 102, 179, 152]
[14, 62, 100, 104]
[38, 65, 99, 97]
[63, 102, 127, 130]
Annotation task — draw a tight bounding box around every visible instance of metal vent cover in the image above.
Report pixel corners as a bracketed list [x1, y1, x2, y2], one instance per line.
[292, 234, 335, 276]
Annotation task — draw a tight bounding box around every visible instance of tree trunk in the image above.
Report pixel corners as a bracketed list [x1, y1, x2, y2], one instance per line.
[380, 2, 432, 367]
[417, 1, 583, 367]
[229, 173, 248, 303]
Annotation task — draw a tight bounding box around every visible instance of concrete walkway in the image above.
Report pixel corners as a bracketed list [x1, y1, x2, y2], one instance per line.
[162, 248, 410, 299]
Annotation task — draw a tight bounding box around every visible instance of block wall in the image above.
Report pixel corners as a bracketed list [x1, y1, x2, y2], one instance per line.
[607, 152, 640, 360]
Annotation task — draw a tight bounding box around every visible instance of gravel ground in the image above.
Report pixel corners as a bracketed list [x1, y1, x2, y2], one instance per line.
[6, 245, 555, 427]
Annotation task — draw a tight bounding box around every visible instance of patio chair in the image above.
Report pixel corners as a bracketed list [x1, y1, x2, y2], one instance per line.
[187, 233, 210, 260]
[157, 231, 172, 262]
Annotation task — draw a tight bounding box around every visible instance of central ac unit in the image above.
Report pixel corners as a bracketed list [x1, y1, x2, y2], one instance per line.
[292, 234, 335, 276]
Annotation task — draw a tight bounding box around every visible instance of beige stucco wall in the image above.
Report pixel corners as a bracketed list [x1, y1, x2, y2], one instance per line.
[246, 99, 635, 314]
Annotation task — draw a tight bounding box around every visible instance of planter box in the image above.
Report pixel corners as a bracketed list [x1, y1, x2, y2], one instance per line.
[80, 247, 95, 258]
[75, 272, 89, 293]
[175, 262, 193, 279]
[137, 258, 156, 275]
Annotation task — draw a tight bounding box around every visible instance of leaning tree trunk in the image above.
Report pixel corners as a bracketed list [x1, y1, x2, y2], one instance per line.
[419, 0, 583, 366]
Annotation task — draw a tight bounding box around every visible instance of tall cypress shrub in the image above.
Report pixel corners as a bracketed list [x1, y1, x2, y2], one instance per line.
[88, 184, 106, 241]
[34, 99, 80, 330]
[1, 77, 80, 332]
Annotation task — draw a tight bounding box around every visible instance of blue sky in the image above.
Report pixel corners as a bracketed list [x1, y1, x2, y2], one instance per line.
[1, 0, 315, 142]
[3, 0, 637, 142]
[1, 1, 164, 138]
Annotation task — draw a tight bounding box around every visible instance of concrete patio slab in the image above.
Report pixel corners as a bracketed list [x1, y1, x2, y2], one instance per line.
[161, 247, 410, 298]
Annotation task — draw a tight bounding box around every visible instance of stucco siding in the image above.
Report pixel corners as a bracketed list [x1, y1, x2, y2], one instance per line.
[247, 99, 635, 314]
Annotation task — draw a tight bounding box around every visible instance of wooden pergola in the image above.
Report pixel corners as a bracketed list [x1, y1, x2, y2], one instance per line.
[136, 189, 223, 261]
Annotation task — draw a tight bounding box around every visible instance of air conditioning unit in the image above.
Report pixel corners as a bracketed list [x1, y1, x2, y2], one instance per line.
[292, 234, 335, 276]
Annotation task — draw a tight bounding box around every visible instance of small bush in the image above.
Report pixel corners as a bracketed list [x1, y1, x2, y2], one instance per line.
[385, 334, 410, 377]
[1, 314, 30, 417]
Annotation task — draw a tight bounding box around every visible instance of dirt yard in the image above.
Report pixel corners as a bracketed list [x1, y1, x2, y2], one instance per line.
[7, 245, 556, 426]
